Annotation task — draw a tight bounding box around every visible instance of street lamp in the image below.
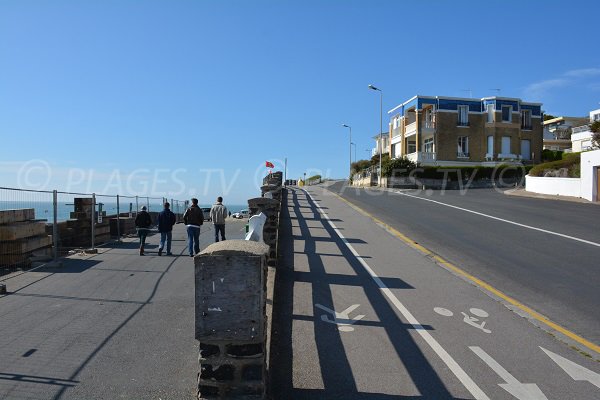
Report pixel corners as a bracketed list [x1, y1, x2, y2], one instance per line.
[342, 124, 352, 179]
[350, 142, 356, 164]
[368, 84, 383, 186]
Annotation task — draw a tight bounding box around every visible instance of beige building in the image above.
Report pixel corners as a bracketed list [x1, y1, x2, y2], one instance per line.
[388, 95, 543, 165]
[543, 116, 588, 151]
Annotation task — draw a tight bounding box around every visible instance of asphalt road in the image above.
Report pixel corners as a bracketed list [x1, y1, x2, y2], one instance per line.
[327, 182, 600, 345]
[270, 185, 600, 399]
[0, 220, 246, 400]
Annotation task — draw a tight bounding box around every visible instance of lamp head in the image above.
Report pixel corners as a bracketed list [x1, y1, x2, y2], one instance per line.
[368, 84, 380, 91]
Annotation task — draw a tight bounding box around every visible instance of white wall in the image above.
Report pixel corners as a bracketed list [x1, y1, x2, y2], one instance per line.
[581, 149, 600, 201]
[525, 176, 581, 197]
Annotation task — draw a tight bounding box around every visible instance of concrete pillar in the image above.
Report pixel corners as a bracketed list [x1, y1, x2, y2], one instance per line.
[195, 240, 270, 399]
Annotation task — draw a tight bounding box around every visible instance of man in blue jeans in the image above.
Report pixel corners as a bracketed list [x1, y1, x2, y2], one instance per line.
[183, 198, 204, 257]
[157, 202, 177, 256]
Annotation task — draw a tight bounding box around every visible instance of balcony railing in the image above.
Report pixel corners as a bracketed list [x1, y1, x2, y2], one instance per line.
[423, 120, 435, 129]
[406, 152, 436, 163]
[405, 121, 417, 136]
[457, 152, 470, 158]
[573, 124, 591, 134]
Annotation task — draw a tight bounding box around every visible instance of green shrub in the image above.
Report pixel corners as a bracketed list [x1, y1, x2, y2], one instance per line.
[529, 153, 580, 177]
[382, 157, 416, 177]
[542, 149, 563, 162]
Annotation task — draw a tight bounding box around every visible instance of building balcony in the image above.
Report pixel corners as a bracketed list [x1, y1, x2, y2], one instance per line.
[406, 151, 436, 163]
[405, 121, 417, 137]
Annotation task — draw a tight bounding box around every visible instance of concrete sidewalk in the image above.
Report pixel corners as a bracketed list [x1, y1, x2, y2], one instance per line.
[0, 219, 246, 400]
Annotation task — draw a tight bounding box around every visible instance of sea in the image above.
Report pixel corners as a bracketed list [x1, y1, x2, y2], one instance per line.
[0, 201, 248, 222]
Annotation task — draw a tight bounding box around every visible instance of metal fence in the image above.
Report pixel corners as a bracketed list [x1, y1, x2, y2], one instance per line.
[0, 187, 188, 274]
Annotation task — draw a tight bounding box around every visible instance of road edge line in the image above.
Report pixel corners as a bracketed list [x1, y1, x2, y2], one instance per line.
[325, 187, 600, 357]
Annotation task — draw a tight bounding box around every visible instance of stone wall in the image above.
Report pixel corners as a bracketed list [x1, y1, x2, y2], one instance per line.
[194, 172, 283, 399]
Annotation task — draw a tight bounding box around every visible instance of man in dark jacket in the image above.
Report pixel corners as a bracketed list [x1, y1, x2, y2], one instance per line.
[134, 206, 152, 256]
[157, 202, 177, 256]
[183, 198, 204, 257]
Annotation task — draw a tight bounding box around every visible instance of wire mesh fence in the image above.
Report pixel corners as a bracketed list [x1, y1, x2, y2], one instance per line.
[0, 187, 188, 275]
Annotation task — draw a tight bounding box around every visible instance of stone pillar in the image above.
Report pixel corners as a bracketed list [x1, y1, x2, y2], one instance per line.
[247, 198, 280, 266]
[260, 185, 282, 202]
[195, 240, 270, 399]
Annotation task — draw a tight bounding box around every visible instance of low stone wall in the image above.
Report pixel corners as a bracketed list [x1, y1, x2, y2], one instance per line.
[194, 172, 283, 399]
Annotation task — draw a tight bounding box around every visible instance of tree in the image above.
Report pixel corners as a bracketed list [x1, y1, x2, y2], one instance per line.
[370, 153, 390, 166]
[591, 121, 600, 149]
[382, 157, 417, 177]
[350, 159, 372, 175]
[554, 126, 572, 140]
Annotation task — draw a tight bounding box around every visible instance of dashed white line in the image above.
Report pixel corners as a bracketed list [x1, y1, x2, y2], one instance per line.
[302, 189, 490, 400]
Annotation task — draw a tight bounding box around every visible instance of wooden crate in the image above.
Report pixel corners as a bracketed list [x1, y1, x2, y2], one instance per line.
[0, 235, 52, 255]
[0, 221, 47, 241]
[0, 209, 35, 225]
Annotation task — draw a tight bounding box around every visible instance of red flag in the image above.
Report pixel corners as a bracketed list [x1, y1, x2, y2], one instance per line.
[265, 161, 274, 168]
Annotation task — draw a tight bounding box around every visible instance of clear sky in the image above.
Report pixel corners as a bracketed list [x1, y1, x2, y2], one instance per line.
[1, 0, 599, 204]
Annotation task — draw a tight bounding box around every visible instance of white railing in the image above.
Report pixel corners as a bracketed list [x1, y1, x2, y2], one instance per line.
[406, 152, 436, 163]
[573, 125, 590, 134]
[423, 120, 435, 129]
[405, 121, 417, 136]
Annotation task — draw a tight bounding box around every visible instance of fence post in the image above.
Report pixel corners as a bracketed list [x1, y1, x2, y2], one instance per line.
[91, 193, 96, 250]
[116, 194, 121, 242]
[53, 190, 58, 261]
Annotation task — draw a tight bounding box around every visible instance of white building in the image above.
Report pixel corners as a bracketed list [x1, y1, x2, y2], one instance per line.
[372, 132, 390, 157]
[542, 116, 587, 151]
[571, 108, 600, 152]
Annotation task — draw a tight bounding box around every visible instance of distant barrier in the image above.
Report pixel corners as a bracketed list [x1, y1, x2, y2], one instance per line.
[0, 186, 188, 274]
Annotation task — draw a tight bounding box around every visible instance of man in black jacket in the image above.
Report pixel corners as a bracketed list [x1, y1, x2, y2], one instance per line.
[183, 198, 204, 257]
[134, 206, 152, 256]
[157, 202, 177, 256]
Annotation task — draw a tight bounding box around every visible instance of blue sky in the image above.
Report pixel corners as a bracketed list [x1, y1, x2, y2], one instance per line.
[1, 0, 599, 204]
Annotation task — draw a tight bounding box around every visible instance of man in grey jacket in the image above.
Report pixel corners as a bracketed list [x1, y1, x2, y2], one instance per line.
[209, 196, 228, 242]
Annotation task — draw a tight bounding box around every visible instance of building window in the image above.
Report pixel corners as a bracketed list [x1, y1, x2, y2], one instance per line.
[593, 113, 600, 122]
[487, 135, 494, 155]
[425, 107, 435, 129]
[521, 110, 532, 129]
[521, 140, 531, 160]
[501, 136, 511, 154]
[424, 138, 434, 153]
[502, 105, 512, 122]
[408, 140, 416, 154]
[487, 104, 494, 123]
[458, 105, 469, 126]
[457, 136, 469, 157]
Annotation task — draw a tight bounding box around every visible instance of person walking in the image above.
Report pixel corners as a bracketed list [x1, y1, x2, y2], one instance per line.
[157, 202, 177, 256]
[209, 196, 228, 242]
[183, 198, 204, 257]
[134, 206, 152, 256]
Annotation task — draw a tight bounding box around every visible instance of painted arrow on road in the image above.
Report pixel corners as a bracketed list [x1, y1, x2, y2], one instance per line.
[540, 347, 600, 389]
[470, 346, 548, 400]
[315, 303, 365, 332]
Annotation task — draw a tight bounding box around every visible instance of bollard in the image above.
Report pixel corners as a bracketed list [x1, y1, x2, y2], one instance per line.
[195, 240, 269, 399]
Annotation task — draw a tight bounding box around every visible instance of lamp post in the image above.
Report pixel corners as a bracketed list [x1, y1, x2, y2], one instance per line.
[368, 84, 383, 186]
[350, 142, 356, 164]
[342, 124, 352, 179]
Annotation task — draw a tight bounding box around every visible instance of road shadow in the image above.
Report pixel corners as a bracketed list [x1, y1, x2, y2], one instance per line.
[270, 188, 460, 399]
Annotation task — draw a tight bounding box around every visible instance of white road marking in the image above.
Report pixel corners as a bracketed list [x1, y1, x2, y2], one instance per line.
[540, 347, 600, 389]
[303, 189, 490, 400]
[461, 312, 491, 334]
[394, 191, 600, 248]
[434, 307, 454, 317]
[470, 346, 548, 400]
[315, 303, 365, 332]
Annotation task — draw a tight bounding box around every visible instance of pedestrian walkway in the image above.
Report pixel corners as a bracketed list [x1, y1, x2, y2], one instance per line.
[269, 186, 600, 399]
[0, 219, 246, 400]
